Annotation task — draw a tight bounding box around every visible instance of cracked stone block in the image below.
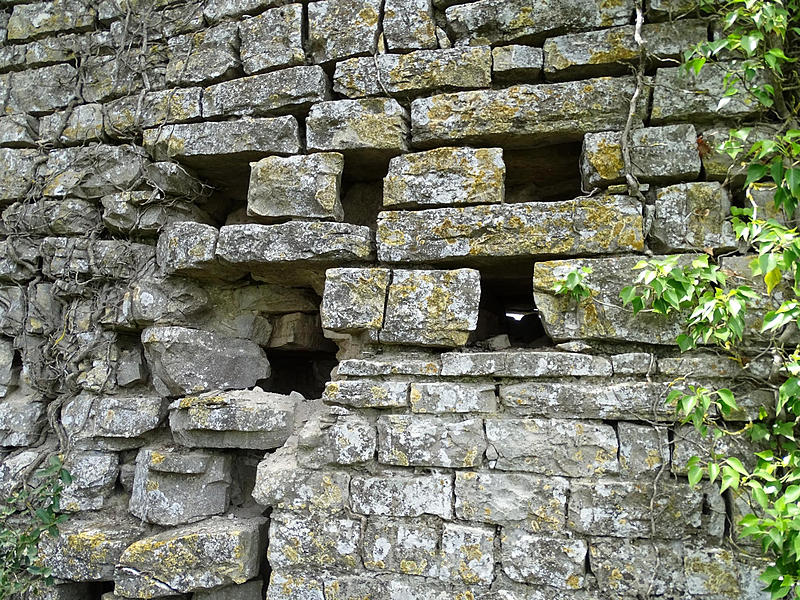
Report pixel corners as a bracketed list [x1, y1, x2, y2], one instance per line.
[378, 414, 485, 468]
[4, 64, 76, 115]
[115, 516, 263, 598]
[167, 22, 240, 86]
[378, 196, 642, 263]
[0, 386, 44, 447]
[580, 124, 701, 189]
[440, 523, 495, 585]
[333, 47, 492, 99]
[39, 103, 104, 145]
[384, 0, 437, 51]
[0, 148, 38, 204]
[362, 516, 440, 577]
[321, 267, 390, 332]
[409, 382, 496, 413]
[142, 326, 270, 396]
[59, 451, 119, 512]
[3, 198, 101, 237]
[455, 471, 568, 532]
[7, 0, 95, 41]
[502, 531, 587, 589]
[650, 182, 736, 252]
[239, 4, 304, 74]
[338, 352, 442, 376]
[485, 417, 618, 477]
[248, 153, 344, 221]
[268, 512, 361, 570]
[381, 268, 481, 347]
[203, 67, 331, 118]
[169, 389, 295, 450]
[618, 423, 670, 477]
[446, 0, 632, 46]
[61, 392, 166, 450]
[102, 192, 212, 237]
[129, 447, 232, 526]
[350, 473, 453, 518]
[492, 45, 543, 82]
[323, 380, 408, 409]
[104, 88, 203, 139]
[0, 114, 38, 147]
[41, 238, 155, 281]
[591, 539, 685, 596]
[411, 76, 644, 148]
[383, 146, 504, 209]
[308, 0, 381, 63]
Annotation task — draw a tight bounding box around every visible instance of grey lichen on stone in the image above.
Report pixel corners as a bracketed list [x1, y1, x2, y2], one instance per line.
[492, 45, 544, 82]
[383, 0, 437, 51]
[377, 414, 486, 467]
[104, 88, 203, 139]
[321, 267, 391, 332]
[307, 0, 381, 63]
[166, 22, 240, 86]
[238, 3, 304, 75]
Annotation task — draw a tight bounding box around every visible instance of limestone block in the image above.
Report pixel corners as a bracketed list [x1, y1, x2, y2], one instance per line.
[204, 0, 285, 22]
[194, 581, 263, 600]
[384, 0, 437, 51]
[684, 547, 742, 596]
[129, 447, 231, 526]
[40, 517, 145, 581]
[0, 114, 38, 147]
[156, 222, 228, 279]
[122, 277, 210, 328]
[102, 192, 212, 237]
[492, 45, 543, 82]
[0, 387, 44, 447]
[381, 268, 481, 347]
[169, 389, 295, 450]
[144, 161, 206, 197]
[440, 350, 612, 377]
[115, 517, 263, 598]
[612, 352, 655, 375]
[652, 63, 764, 124]
[0, 237, 39, 282]
[0, 148, 37, 203]
[143, 117, 301, 163]
[248, 153, 344, 221]
[411, 76, 643, 148]
[658, 351, 751, 379]
[308, 0, 381, 63]
[7, 0, 95, 41]
[268, 313, 333, 351]
[202, 67, 331, 118]
[61, 392, 166, 450]
[500, 381, 674, 420]
[568, 479, 706, 537]
[580, 124, 701, 188]
[3, 198, 101, 237]
[239, 4, 304, 74]
[269, 512, 360, 571]
[591, 539, 685, 596]
[321, 268, 391, 332]
[39, 103, 104, 145]
[0, 287, 25, 337]
[383, 146, 504, 208]
[0, 338, 14, 397]
[338, 352, 441, 376]
[309, 413, 377, 466]
[618, 423, 670, 477]
[544, 20, 706, 80]
[378, 196, 642, 263]
[378, 415, 486, 468]
[650, 182, 736, 252]
[501, 531, 586, 589]
[350, 473, 453, 518]
[167, 22, 240, 86]
[59, 451, 119, 512]
[81, 52, 164, 104]
[362, 516, 440, 577]
[440, 523, 495, 585]
[648, 0, 697, 18]
[485, 418, 618, 477]
[142, 326, 270, 396]
[5, 64, 78, 115]
[104, 88, 203, 138]
[446, 0, 632, 46]
[455, 470, 568, 532]
[332, 48, 492, 99]
[323, 380, 408, 409]
[533, 256, 689, 344]
[410, 382, 496, 413]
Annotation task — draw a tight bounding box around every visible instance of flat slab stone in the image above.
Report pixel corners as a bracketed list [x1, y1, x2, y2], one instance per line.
[440, 350, 612, 377]
[350, 473, 453, 518]
[378, 196, 643, 263]
[411, 76, 644, 148]
[7, 0, 95, 41]
[410, 382, 496, 413]
[377, 415, 486, 467]
[4, 64, 78, 115]
[323, 379, 409, 409]
[492, 45, 544, 82]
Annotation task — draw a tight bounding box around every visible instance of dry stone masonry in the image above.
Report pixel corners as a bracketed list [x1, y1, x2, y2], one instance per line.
[0, 0, 772, 599]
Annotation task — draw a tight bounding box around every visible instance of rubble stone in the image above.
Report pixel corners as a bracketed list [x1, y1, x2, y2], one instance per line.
[59, 451, 119, 512]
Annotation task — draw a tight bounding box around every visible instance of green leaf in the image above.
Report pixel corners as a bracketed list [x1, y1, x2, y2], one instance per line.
[787, 168, 800, 200]
[765, 268, 782, 294]
[708, 461, 720, 484]
[688, 465, 704, 487]
[727, 456, 748, 476]
[747, 163, 769, 186]
[717, 388, 739, 414]
[784, 485, 800, 503]
[677, 334, 695, 352]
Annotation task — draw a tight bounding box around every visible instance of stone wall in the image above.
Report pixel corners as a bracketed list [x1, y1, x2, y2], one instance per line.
[0, 0, 773, 598]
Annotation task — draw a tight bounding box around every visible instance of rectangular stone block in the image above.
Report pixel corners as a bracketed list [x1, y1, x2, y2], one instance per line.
[485, 417, 618, 477]
[383, 0, 437, 51]
[362, 516, 441, 577]
[350, 473, 453, 518]
[441, 350, 612, 377]
[618, 423, 670, 477]
[378, 196, 643, 263]
[440, 523, 495, 585]
[377, 415, 486, 467]
[39, 103, 104, 145]
[337, 353, 442, 376]
[501, 531, 587, 589]
[590, 539, 685, 597]
[104, 88, 203, 139]
[0, 114, 38, 148]
[166, 22, 239, 86]
[410, 382, 496, 413]
[308, 0, 381, 63]
[248, 153, 344, 221]
[0, 149, 39, 203]
[323, 380, 408, 409]
[8, 1, 95, 41]
[268, 512, 361, 570]
[492, 45, 544, 82]
[321, 268, 391, 332]
[239, 3, 304, 74]
[383, 146, 504, 208]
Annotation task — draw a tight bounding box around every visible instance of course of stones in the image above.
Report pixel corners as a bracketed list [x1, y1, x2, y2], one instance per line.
[0, 0, 775, 598]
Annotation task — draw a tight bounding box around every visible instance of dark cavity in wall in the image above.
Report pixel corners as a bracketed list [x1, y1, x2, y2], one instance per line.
[261, 350, 338, 399]
[504, 142, 584, 202]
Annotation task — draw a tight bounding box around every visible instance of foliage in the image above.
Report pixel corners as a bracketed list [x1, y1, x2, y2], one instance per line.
[0, 456, 71, 600]
[551, 266, 593, 302]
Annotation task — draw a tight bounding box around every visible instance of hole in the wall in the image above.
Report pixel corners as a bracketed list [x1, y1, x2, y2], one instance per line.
[86, 581, 114, 599]
[260, 350, 338, 399]
[341, 178, 383, 230]
[504, 142, 583, 202]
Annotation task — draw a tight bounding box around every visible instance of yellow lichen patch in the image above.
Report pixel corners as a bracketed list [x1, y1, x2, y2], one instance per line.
[400, 558, 427, 574]
[566, 574, 582, 589]
[588, 138, 624, 180]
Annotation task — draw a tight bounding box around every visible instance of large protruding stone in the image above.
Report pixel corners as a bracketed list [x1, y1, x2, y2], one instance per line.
[321, 268, 391, 332]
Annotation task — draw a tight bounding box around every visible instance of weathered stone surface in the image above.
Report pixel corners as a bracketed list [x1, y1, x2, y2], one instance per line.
[169, 389, 295, 450]
[381, 268, 481, 347]
[492, 45, 544, 82]
[485, 418, 618, 476]
[321, 268, 391, 332]
[650, 182, 736, 252]
[156, 221, 228, 279]
[378, 415, 485, 468]
[269, 512, 360, 570]
[248, 153, 344, 221]
[143, 117, 301, 163]
[0, 387, 44, 447]
[41, 144, 148, 199]
[384, 0, 437, 51]
[104, 88, 203, 139]
[612, 352, 655, 375]
[410, 382, 496, 413]
[129, 447, 231, 526]
[0, 148, 38, 204]
[533, 256, 688, 344]
[411, 76, 643, 148]
[652, 63, 764, 124]
[580, 124, 701, 188]
[544, 20, 706, 80]
[167, 22, 239, 86]
[337, 353, 442, 376]
[591, 538, 685, 596]
[115, 517, 263, 598]
[441, 350, 612, 377]
[302, 411, 377, 466]
[0, 338, 15, 397]
[203, 67, 331, 118]
[0, 114, 38, 148]
[440, 523, 495, 585]
[333, 48, 492, 99]
[142, 326, 270, 396]
[102, 192, 211, 237]
[619, 423, 670, 477]
[194, 580, 263, 600]
[0, 287, 26, 337]
[239, 3, 304, 74]
[501, 531, 587, 589]
[7, 0, 95, 41]
[4, 64, 78, 115]
[308, 0, 381, 63]
[447, 0, 631, 46]
[268, 313, 332, 351]
[455, 471, 568, 532]
[59, 451, 119, 512]
[39, 103, 104, 145]
[81, 52, 164, 104]
[3, 198, 101, 237]
[350, 473, 453, 518]
[114, 277, 209, 329]
[203, 0, 284, 22]
[362, 516, 440, 577]
[323, 379, 408, 409]
[378, 196, 643, 263]
[383, 146, 503, 208]
[0, 237, 39, 282]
